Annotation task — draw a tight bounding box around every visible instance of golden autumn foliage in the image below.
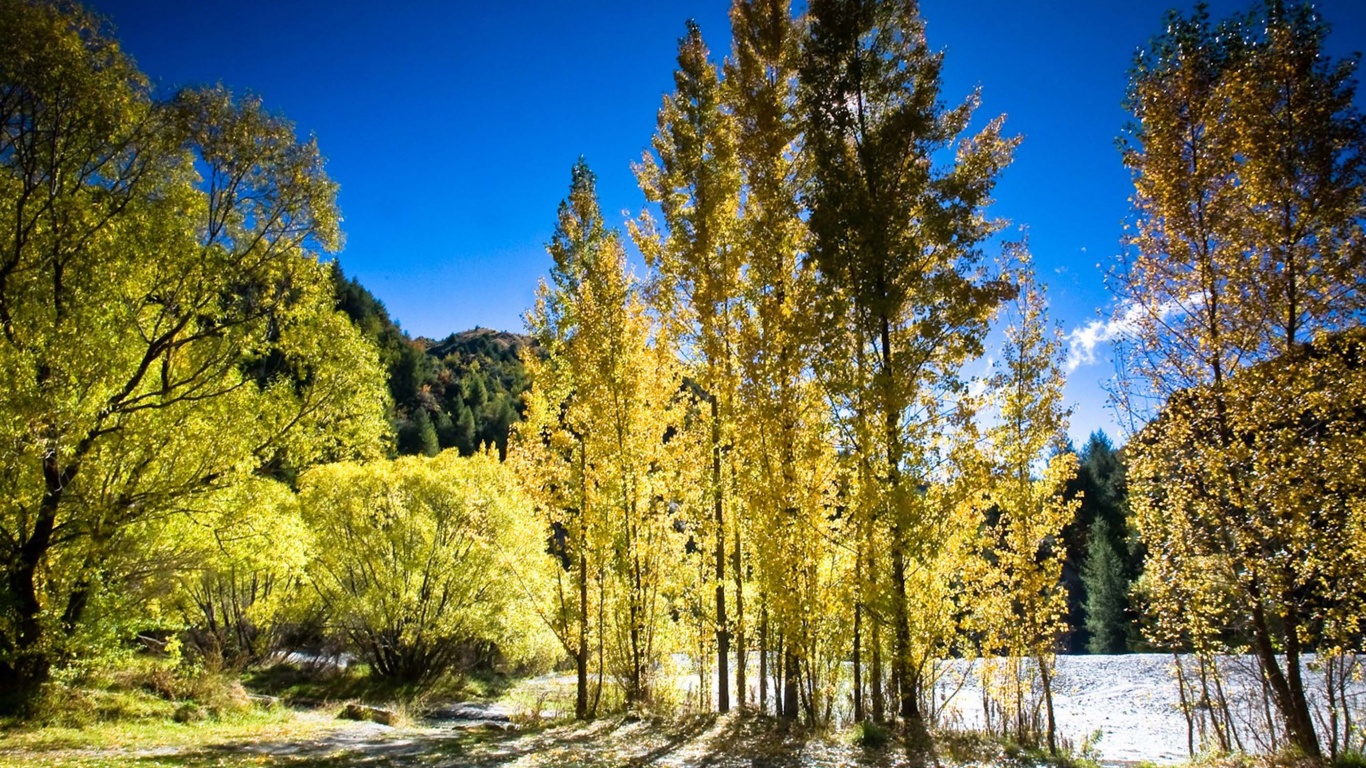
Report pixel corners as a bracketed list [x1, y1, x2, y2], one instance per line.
[18, 2, 1366, 759]
[1120, 2, 1366, 757]
[301, 451, 553, 683]
[513, 160, 688, 715]
[970, 256, 1077, 753]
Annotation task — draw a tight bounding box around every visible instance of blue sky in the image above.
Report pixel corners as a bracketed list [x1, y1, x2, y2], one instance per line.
[85, 0, 1366, 446]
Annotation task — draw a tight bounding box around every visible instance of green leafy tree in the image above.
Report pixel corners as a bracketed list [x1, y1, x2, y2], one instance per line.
[0, 0, 388, 706]
[302, 451, 551, 683]
[173, 478, 313, 670]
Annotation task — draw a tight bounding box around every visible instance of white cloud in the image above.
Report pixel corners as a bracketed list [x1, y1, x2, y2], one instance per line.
[1066, 306, 1140, 372]
[967, 358, 993, 400]
[1065, 297, 1197, 373]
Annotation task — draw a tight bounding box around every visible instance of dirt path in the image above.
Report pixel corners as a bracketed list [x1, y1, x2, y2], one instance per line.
[157, 713, 951, 768]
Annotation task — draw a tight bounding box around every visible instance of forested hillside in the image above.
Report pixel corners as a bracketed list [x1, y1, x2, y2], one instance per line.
[331, 263, 530, 457]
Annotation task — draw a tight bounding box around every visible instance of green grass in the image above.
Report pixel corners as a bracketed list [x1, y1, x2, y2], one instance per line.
[1336, 751, 1366, 768]
[851, 719, 892, 748]
[0, 707, 339, 768]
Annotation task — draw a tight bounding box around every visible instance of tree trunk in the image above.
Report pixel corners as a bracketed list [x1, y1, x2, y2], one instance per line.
[853, 601, 864, 722]
[871, 617, 885, 723]
[712, 396, 729, 714]
[782, 647, 799, 719]
[775, 631, 784, 715]
[1039, 655, 1058, 755]
[592, 569, 605, 717]
[629, 586, 642, 703]
[759, 605, 768, 715]
[1250, 591, 1320, 758]
[0, 454, 72, 709]
[891, 540, 917, 724]
[734, 512, 745, 708]
[576, 550, 589, 720]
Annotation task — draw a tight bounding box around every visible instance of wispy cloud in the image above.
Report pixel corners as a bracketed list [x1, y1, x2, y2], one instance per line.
[967, 357, 994, 399]
[1065, 297, 1197, 372]
[1065, 305, 1143, 372]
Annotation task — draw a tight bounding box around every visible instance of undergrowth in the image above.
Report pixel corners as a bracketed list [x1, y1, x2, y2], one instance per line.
[243, 659, 508, 713]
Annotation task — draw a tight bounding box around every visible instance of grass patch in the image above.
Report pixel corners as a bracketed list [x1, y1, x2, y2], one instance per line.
[851, 719, 892, 748]
[933, 728, 1001, 763]
[1336, 752, 1366, 768]
[0, 706, 336, 768]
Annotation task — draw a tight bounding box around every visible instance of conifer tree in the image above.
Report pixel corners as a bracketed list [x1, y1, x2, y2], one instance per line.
[1082, 519, 1128, 655]
[1061, 431, 1131, 652]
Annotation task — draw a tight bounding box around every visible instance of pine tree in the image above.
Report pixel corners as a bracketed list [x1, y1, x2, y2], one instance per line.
[399, 409, 440, 457]
[451, 401, 477, 455]
[1061, 431, 1130, 652]
[1082, 519, 1128, 655]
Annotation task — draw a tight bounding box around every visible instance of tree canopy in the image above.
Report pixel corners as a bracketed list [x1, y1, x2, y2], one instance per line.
[0, 0, 388, 703]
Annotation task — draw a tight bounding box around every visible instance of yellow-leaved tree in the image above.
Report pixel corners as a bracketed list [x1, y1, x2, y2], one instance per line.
[799, 0, 1017, 728]
[726, 0, 846, 723]
[634, 19, 747, 713]
[972, 255, 1077, 754]
[1119, 3, 1366, 758]
[0, 0, 388, 707]
[301, 451, 553, 684]
[513, 160, 684, 716]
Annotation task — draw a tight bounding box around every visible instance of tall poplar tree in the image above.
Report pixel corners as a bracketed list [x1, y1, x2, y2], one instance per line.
[799, 0, 1016, 726]
[635, 21, 745, 713]
[725, 0, 845, 721]
[516, 161, 683, 714]
[976, 256, 1077, 754]
[515, 161, 612, 719]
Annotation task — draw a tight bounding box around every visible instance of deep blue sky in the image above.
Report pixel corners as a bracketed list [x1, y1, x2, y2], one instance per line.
[84, 0, 1366, 445]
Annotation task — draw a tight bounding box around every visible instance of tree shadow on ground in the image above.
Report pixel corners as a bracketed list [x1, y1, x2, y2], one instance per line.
[123, 711, 961, 768]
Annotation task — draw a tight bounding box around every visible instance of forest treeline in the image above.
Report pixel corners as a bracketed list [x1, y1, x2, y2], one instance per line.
[331, 264, 530, 459]
[0, 0, 1362, 762]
